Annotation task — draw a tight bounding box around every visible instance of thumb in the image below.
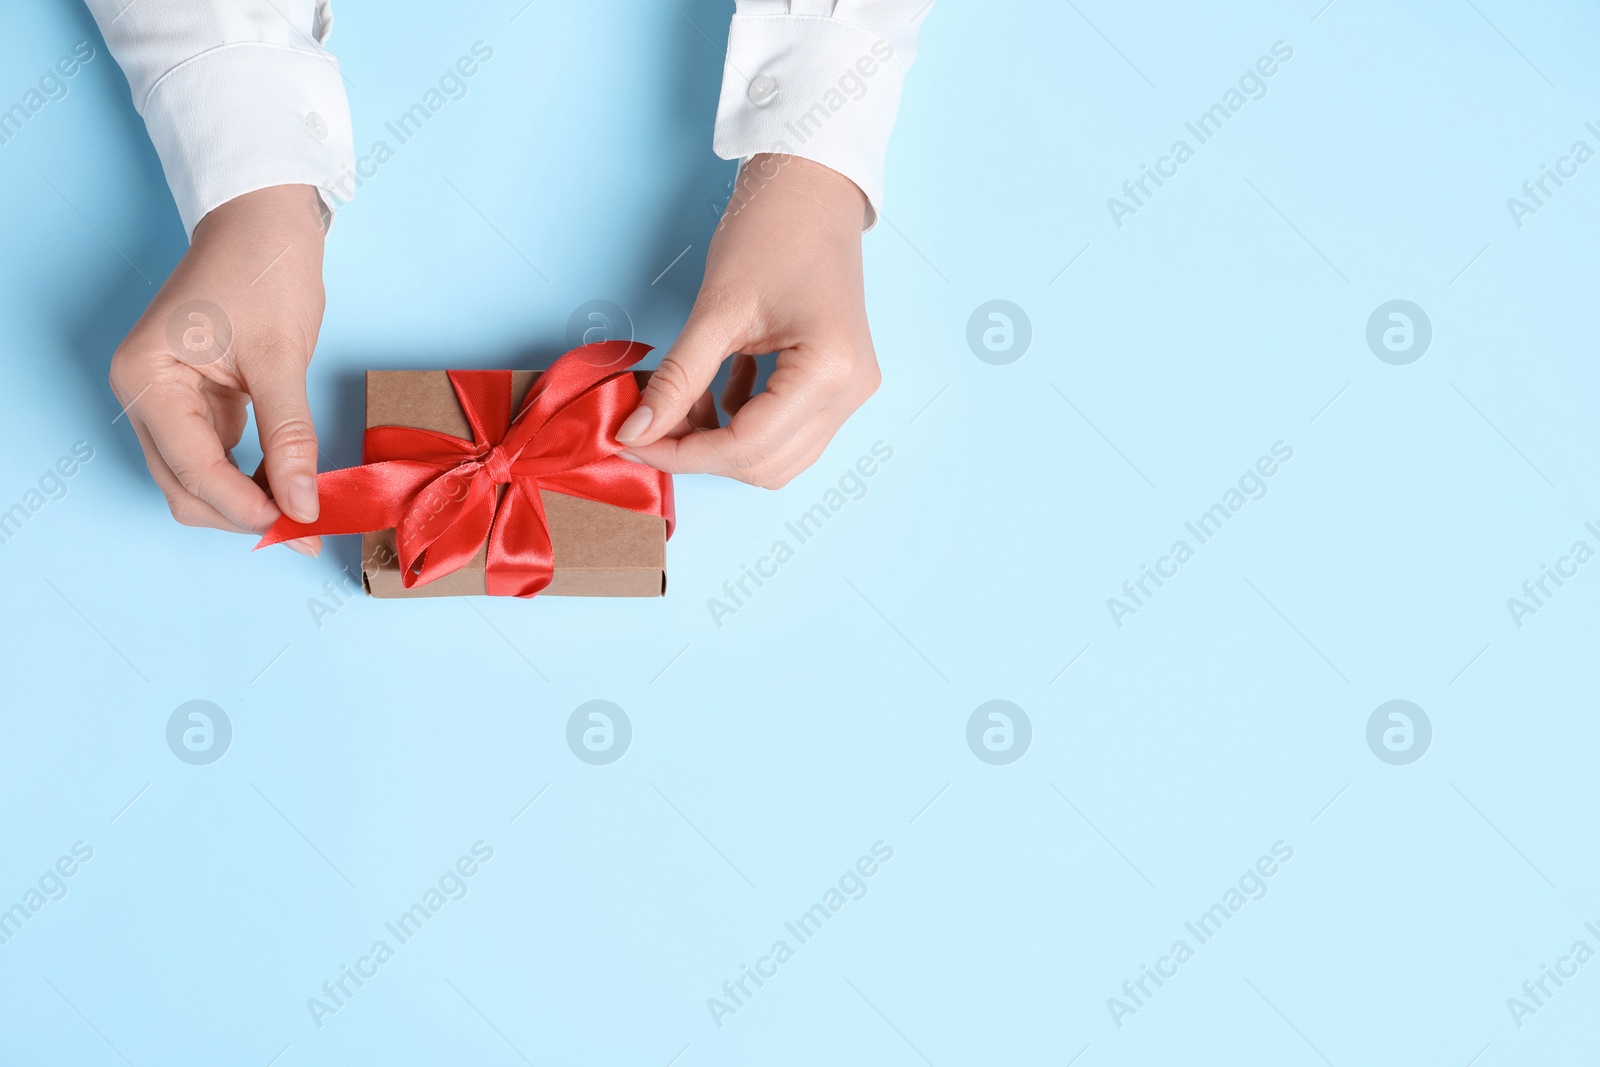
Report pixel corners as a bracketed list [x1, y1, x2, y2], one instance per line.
[616, 301, 741, 447]
[250, 357, 321, 524]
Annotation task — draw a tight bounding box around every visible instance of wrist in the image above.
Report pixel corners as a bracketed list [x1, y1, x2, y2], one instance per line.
[192, 184, 329, 249]
[736, 154, 868, 232]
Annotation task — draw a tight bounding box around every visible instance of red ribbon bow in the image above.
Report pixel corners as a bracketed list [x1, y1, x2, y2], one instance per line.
[256, 341, 673, 597]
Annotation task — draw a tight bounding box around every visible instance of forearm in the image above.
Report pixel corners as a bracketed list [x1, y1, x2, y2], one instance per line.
[83, 0, 355, 238]
[712, 0, 933, 230]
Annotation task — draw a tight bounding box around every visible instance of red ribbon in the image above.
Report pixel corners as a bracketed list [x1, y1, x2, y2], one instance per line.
[256, 341, 673, 598]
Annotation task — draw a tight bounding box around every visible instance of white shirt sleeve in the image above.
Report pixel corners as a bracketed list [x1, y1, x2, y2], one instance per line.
[83, 0, 355, 239]
[712, 0, 932, 229]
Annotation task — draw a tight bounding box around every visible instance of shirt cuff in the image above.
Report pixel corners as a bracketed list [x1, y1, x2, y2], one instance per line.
[712, 14, 908, 230]
[139, 43, 355, 238]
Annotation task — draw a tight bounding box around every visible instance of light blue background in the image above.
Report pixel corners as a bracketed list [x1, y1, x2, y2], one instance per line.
[3, 1, 1599, 1063]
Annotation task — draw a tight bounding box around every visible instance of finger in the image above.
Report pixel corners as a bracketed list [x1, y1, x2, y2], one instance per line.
[616, 299, 745, 448]
[762, 415, 846, 487]
[624, 350, 832, 475]
[716, 409, 840, 489]
[624, 397, 826, 478]
[687, 389, 720, 431]
[126, 413, 261, 534]
[284, 535, 322, 557]
[243, 459, 318, 554]
[204, 378, 250, 452]
[719, 407, 840, 487]
[722, 354, 758, 416]
[657, 389, 720, 440]
[140, 381, 281, 531]
[248, 358, 321, 524]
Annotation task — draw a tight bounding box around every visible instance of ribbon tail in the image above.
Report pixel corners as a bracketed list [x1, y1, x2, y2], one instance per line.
[484, 479, 556, 598]
[255, 461, 444, 547]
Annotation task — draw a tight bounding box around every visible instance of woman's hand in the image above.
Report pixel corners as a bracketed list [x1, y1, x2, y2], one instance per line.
[109, 184, 329, 554]
[616, 155, 880, 489]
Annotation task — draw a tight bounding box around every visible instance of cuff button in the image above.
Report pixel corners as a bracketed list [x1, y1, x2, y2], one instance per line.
[747, 75, 780, 108]
[305, 111, 329, 141]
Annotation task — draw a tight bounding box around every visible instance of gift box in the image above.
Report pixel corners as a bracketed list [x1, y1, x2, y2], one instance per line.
[258, 342, 674, 599]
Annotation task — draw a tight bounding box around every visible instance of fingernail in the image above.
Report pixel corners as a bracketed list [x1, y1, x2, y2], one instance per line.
[615, 405, 653, 444]
[285, 537, 319, 557]
[288, 474, 319, 522]
[618, 451, 646, 465]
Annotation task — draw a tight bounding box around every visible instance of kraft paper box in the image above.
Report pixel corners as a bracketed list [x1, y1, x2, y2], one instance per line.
[359, 370, 667, 599]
